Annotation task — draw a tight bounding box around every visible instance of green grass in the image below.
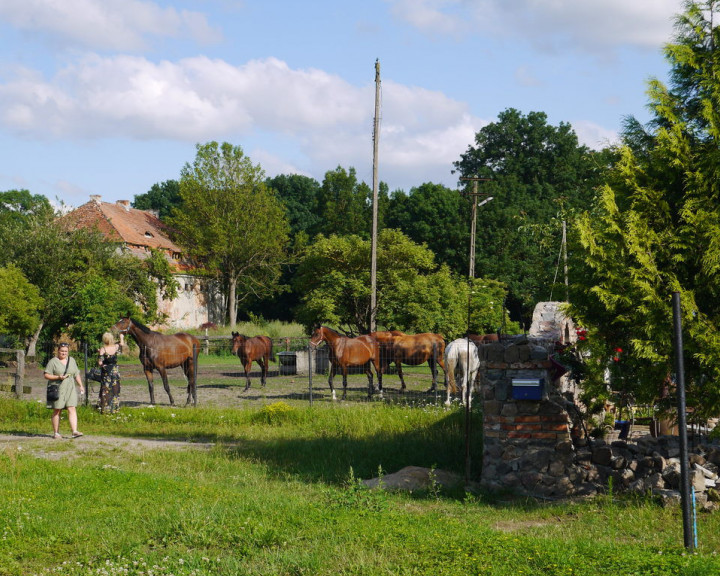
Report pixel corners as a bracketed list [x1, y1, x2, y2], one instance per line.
[1, 398, 719, 575]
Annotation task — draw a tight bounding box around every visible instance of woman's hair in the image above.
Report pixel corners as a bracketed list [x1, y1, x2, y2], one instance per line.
[102, 332, 115, 346]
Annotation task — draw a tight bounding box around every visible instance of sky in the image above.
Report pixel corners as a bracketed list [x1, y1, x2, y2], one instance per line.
[0, 0, 685, 209]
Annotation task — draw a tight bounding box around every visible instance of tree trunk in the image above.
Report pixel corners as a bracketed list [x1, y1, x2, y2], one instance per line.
[26, 321, 44, 359]
[229, 276, 237, 328]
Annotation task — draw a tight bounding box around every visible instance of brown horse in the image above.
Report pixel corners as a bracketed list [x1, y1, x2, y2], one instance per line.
[468, 333, 500, 346]
[373, 332, 446, 393]
[113, 317, 200, 406]
[231, 332, 273, 392]
[309, 326, 383, 400]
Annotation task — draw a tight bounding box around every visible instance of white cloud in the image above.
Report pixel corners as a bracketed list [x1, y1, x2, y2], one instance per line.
[571, 120, 620, 150]
[0, 55, 485, 190]
[387, 0, 682, 54]
[0, 0, 221, 51]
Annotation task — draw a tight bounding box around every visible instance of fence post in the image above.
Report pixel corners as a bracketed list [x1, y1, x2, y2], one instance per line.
[308, 344, 313, 406]
[14, 349, 25, 399]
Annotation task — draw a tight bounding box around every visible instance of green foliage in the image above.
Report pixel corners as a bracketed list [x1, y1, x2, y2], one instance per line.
[66, 277, 136, 342]
[385, 182, 469, 272]
[170, 142, 290, 325]
[266, 173, 322, 238]
[312, 166, 376, 238]
[131, 179, 181, 220]
[294, 228, 513, 337]
[0, 264, 43, 337]
[454, 108, 609, 325]
[569, 1, 720, 414]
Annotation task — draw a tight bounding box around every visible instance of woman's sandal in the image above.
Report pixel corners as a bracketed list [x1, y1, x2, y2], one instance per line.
[71, 432, 84, 438]
[53, 432, 62, 439]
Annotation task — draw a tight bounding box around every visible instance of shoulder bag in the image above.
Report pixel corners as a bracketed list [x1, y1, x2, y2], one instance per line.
[46, 358, 69, 403]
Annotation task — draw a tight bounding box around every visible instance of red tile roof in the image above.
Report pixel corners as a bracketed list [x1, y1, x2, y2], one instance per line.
[62, 197, 189, 271]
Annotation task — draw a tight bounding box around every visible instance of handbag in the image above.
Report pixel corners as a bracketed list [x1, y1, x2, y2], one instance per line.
[46, 382, 60, 402]
[88, 367, 103, 383]
[47, 358, 69, 403]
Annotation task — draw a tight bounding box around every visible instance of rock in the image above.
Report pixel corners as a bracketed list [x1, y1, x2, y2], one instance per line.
[592, 446, 613, 467]
[363, 466, 463, 491]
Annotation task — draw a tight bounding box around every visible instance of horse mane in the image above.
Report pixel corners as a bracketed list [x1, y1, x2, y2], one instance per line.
[130, 318, 153, 334]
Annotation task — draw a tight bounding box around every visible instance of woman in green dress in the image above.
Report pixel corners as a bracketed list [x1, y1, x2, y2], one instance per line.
[44, 342, 84, 439]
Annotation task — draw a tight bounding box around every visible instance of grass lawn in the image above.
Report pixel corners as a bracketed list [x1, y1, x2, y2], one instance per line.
[0, 398, 719, 575]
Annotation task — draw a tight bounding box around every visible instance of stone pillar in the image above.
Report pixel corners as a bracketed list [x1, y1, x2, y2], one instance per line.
[479, 338, 582, 498]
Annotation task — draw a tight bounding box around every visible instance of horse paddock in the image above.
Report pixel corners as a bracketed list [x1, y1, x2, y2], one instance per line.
[11, 355, 449, 409]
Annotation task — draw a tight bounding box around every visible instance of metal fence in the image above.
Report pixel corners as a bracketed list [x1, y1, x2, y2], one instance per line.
[18, 336, 452, 408]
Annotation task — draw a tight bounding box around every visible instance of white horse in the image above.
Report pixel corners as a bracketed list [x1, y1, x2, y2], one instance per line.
[444, 338, 480, 407]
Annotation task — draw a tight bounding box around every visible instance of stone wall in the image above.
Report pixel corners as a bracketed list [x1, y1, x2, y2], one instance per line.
[478, 335, 720, 506]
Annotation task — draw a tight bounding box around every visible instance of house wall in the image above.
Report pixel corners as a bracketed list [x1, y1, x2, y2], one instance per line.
[158, 274, 225, 330]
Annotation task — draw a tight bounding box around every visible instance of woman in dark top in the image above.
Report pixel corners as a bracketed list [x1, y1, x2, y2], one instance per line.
[97, 332, 121, 414]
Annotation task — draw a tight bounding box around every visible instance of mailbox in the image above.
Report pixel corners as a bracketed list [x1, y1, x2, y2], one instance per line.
[511, 378, 544, 400]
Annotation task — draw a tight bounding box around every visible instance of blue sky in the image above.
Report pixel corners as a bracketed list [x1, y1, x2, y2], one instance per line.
[0, 0, 683, 208]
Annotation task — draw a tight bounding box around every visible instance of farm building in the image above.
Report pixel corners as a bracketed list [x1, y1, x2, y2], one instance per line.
[62, 195, 223, 329]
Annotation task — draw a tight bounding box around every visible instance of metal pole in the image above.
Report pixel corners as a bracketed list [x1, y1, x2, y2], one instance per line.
[465, 283, 473, 485]
[469, 181, 478, 278]
[672, 291, 694, 550]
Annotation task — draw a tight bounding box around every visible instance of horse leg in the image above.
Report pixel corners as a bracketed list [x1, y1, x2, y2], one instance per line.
[429, 357, 438, 393]
[444, 361, 457, 406]
[258, 357, 267, 387]
[397, 362, 407, 392]
[159, 368, 175, 406]
[371, 360, 383, 399]
[341, 369, 349, 401]
[243, 360, 252, 392]
[144, 368, 156, 405]
[183, 358, 196, 407]
[328, 363, 337, 401]
[366, 365, 375, 399]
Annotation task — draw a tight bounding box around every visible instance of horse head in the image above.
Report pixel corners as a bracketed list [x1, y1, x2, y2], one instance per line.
[309, 325, 325, 348]
[113, 317, 132, 334]
[230, 332, 246, 354]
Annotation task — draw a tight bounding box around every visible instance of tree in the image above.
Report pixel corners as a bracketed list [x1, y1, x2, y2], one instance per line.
[293, 228, 513, 336]
[169, 142, 289, 327]
[453, 109, 609, 326]
[385, 182, 469, 272]
[266, 174, 321, 239]
[568, 1, 720, 416]
[312, 166, 374, 238]
[132, 180, 181, 220]
[0, 264, 44, 337]
[0, 190, 179, 353]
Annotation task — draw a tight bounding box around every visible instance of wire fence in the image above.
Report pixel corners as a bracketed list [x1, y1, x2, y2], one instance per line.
[16, 336, 453, 408]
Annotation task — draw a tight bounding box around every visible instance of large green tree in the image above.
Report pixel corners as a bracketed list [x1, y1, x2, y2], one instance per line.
[312, 166, 378, 238]
[293, 228, 513, 337]
[385, 183, 469, 273]
[132, 180, 181, 220]
[453, 109, 610, 326]
[568, 1, 720, 416]
[169, 142, 289, 327]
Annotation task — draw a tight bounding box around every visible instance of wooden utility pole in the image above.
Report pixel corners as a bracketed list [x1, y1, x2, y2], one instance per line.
[370, 59, 381, 332]
[460, 177, 492, 278]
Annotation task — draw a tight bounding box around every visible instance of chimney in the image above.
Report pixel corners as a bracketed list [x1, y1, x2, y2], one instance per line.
[90, 195, 101, 204]
[116, 200, 131, 211]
